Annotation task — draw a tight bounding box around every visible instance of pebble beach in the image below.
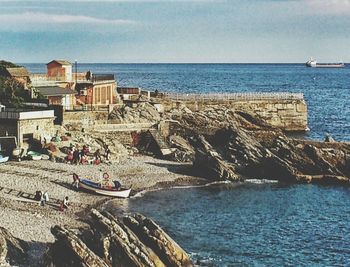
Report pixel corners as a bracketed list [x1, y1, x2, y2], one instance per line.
[0, 156, 203, 261]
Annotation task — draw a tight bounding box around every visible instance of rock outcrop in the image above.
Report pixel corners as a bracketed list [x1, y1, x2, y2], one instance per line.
[45, 209, 193, 267]
[109, 103, 161, 124]
[0, 227, 28, 266]
[164, 106, 350, 185]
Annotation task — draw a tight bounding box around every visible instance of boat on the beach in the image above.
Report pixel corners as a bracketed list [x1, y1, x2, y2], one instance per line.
[306, 58, 345, 68]
[78, 178, 132, 198]
[0, 155, 9, 163]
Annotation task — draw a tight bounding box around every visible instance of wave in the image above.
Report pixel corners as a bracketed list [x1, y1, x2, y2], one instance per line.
[245, 179, 279, 184]
[131, 180, 232, 199]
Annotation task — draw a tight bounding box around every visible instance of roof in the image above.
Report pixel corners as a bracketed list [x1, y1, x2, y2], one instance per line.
[46, 60, 71, 66]
[36, 86, 77, 97]
[5, 67, 30, 77]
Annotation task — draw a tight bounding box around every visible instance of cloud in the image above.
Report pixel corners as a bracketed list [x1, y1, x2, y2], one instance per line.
[306, 0, 350, 15]
[0, 12, 137, 32]
[0, 12, 135, 25]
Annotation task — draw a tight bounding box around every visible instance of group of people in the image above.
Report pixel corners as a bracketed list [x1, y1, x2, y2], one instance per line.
[34, 191, 69, 211]
[35, 191, 49, 206]
[66, 144, 111, 165]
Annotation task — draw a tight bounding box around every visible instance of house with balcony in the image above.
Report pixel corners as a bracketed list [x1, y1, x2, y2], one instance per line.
[75, 73, 120, 109]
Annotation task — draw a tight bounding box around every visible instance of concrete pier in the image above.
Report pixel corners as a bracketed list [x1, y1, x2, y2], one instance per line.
[161, 92, 308, 131]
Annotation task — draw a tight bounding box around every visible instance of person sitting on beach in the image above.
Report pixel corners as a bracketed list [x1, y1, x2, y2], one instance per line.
[82, 145, 90, 155]
[113, 180, 121, 190]
[73, 148, 80, 165]
[66, 150, 73, 164]
[35, 190, 42, 201]
[60, 196, 69, 211]
[94, 149, 101, 165]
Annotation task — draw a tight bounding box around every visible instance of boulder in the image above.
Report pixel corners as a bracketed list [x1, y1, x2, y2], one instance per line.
[46, 210, 194, 267]
[0, 227, 28, 266]
[123, 214, 194, 267]
[191, 135, 240, 181]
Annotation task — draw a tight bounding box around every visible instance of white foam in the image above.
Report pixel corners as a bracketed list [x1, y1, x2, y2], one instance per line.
[130, 180, 232, 199]
[245, 179, 279, 184]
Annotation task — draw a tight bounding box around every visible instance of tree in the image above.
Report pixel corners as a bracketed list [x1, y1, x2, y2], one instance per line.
[0, 60, 29, 107]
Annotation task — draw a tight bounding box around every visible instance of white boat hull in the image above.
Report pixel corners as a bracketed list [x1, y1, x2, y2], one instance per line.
[0, 156, 9, 163]
[79, 182, 131, 198]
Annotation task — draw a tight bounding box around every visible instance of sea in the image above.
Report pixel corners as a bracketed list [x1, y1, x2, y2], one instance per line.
[24, 63, 350, 266]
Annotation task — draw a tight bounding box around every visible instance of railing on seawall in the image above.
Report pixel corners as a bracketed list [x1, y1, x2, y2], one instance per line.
[165, 92, 304, 102]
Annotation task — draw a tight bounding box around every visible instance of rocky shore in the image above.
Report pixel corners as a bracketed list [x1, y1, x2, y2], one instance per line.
[0, 102, 349, 266]
[0, 156, 204, 266]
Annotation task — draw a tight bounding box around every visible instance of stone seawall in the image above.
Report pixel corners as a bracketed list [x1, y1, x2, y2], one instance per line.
[160, 93, 308, 131]
[63, 111, 109, 126]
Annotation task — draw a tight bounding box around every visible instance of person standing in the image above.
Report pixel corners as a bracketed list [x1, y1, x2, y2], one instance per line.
[43, 191, 49, 204]
[104, 145, 111, 161]
[40, 191, 45, 206]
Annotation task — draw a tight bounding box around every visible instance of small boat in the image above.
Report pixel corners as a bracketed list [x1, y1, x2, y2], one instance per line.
[0, 155, 9, 163]
[306, 58, 345, 68]
[78, 178, 132, 198]
[27, 151, 42, 161]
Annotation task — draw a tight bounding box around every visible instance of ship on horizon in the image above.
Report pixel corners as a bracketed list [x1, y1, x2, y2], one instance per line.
[306, 58, 345, 68]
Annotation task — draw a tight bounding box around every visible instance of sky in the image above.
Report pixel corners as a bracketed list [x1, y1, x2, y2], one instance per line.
[0, 0, 350, 63]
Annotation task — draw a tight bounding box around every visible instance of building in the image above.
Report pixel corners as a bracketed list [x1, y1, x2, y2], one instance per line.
[75, 74, 120, 108]
[3, 67, 30, 88]
[0, 107, 55, 147]
[46, 60, 72, 82]
[35, 86, 76, 110]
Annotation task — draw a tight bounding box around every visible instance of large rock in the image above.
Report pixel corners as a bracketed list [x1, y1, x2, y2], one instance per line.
[109, 103, 161, 124]
[191, 135, 240, 181]
[0, 227, 28, 266]
[165, 107, 350, 185]
[123, 214, 193, 267]
[46, 210, 193, 267]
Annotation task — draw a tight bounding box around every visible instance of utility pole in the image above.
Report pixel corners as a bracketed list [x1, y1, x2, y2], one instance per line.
[74, 59, 77, 84]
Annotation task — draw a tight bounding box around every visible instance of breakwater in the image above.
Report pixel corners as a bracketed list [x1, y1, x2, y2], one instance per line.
[161, 92, 308, 131]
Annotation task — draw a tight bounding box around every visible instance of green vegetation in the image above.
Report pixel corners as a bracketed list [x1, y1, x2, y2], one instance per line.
[0, 60, 29, 107]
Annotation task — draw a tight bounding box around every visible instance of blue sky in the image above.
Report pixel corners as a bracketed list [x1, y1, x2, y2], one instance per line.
[0, 0, 350, 63]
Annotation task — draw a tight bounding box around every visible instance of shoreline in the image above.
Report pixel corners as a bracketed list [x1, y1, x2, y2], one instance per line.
[0, 155, 205, 244]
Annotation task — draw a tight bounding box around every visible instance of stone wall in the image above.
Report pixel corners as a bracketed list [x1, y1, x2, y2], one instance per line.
[18, 118, 55, 144]
[160, 98, 308, 131]
[63, 111, 109, 126]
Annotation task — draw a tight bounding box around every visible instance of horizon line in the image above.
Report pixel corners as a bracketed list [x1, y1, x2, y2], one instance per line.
[18, 62, 317, 64]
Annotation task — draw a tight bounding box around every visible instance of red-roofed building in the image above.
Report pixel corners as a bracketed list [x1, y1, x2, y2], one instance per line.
[47, 60, 72, 82]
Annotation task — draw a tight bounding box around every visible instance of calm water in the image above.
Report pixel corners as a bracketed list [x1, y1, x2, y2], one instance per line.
[24, 63, 350, 266]
[121, 183, 350, 266]
[24, 63, 350, 141]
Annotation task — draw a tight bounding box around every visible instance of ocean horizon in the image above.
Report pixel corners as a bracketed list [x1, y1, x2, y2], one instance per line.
[24, 63, 350, 142]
